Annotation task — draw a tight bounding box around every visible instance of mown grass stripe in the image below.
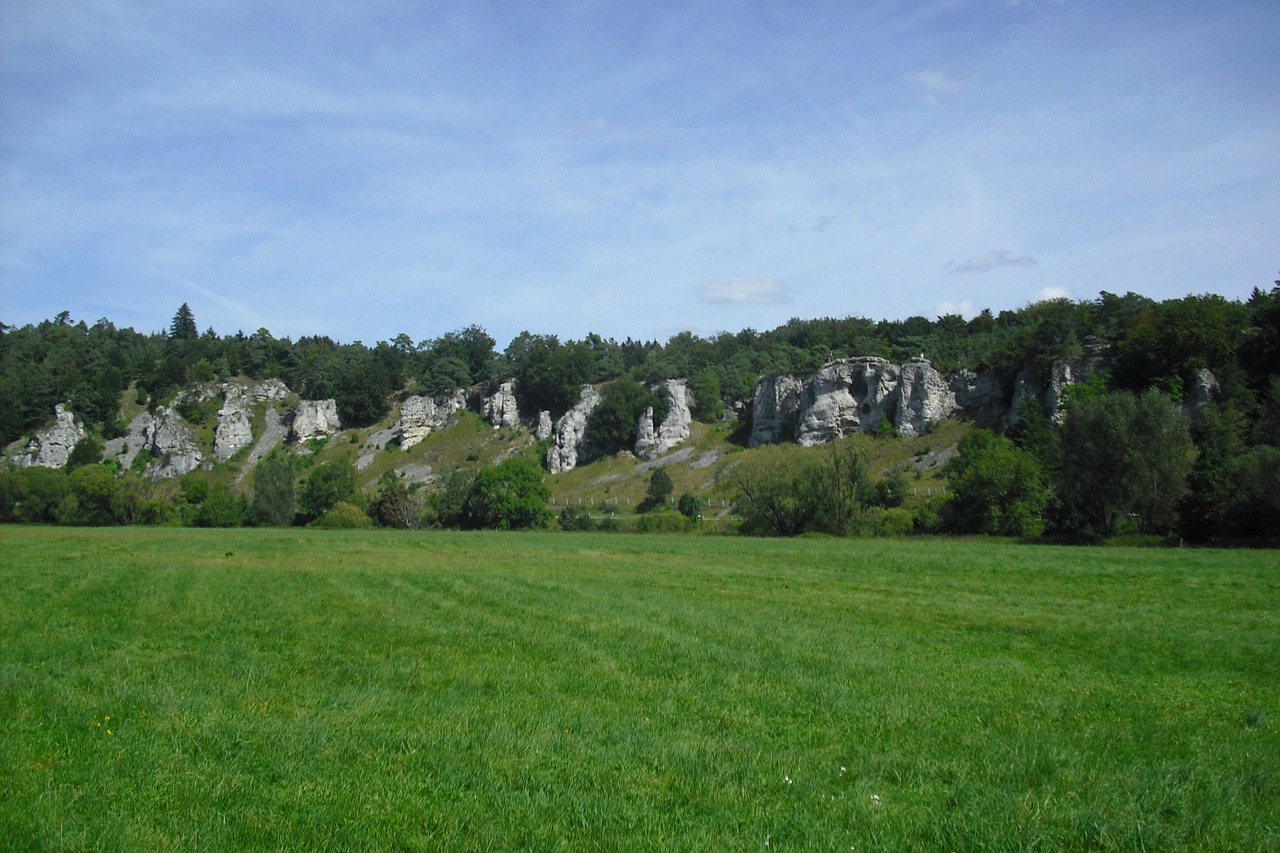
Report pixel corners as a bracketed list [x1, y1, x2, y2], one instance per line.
[0, 527, 1276, 850]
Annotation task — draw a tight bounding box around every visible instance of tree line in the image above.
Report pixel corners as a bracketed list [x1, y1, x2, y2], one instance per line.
[2, 282, 1279, 542]
[6, 286, 1275, 445]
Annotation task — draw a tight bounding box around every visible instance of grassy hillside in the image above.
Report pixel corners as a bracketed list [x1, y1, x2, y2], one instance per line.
[2, 528, 1276, 850]
[348, 412, 967, 521]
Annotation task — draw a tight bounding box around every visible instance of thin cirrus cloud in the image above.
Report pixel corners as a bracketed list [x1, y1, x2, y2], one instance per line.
[697, 278, 794, 306]
[950, 250, 1039, 274]
[903, 69, 971, 103]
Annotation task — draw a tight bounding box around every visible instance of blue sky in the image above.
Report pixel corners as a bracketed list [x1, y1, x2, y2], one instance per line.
[2, 0, 1276, 348]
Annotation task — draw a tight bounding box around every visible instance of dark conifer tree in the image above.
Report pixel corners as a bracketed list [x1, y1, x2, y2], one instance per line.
[169, 304, 198, 341]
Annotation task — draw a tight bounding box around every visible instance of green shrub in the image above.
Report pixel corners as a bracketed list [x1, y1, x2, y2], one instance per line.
[558, 504, 597, 531]
[313, 501, 373, 529]
[677, 492, 701, 521]
[912, 496, 946, 534]
[637, 509, 692, 533]
[872, 507, 914, 538]
[298, 458, 356, 522]
[175, 393, 219, 426]
[65, 436, 104, 471]
[190, 481, 246, 528]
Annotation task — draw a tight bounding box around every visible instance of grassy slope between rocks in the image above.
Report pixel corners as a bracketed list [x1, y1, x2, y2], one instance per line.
[6, 380, 968, 525]
[2, 527, 1276, 851]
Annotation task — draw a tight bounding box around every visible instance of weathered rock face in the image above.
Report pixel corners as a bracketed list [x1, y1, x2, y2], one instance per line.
[634, 380, 693, 460]
[1009, 359, 1077, 425]
[749, 374, 805, 447]
[894, 357, 957, 437]
[214, 386, 254, 462]
[11, 404, 85, 468]
[235, 406, 289, 483]
[396, 390, 466, 449]
[104, 411, 152, 470]
[796, 358, 902, 446]
[213, 378, 294, 462]
[1186, 368, 1218, 413]
[1044, 361, 1074, 423]
[949, 368, 1004, 423]
[750, 357, 956, 447]
[291, 399, 341, 443]
[249, 378, 290, 402]
[142, 406, 203, 479]
[535, 411, 553, 442]
[545, 385, 601, 474]
[794, 363, 864, 446]
[481, 380, 522, 430]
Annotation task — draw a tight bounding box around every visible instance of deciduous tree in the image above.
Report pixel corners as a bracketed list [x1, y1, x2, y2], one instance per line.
[251, 456, 296, 526]
[1056, 390, 1193, 538]
[946, 429, 1048, 537]
[461, 456, 551, 530]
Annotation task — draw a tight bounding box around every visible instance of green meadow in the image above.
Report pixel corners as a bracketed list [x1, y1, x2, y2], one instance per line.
[1, 528, 1276, 851]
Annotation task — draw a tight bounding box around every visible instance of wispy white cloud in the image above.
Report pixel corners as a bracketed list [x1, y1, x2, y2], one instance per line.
[935, 299, 977, 319]
[904, 69, 972, 103]
[950, 250, 1038, 273]
[1033, 285, 1074, 302]
[697, 278, 793, 305]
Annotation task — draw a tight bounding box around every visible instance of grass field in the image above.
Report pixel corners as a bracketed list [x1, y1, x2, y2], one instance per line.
[1, 527, 1276, 851]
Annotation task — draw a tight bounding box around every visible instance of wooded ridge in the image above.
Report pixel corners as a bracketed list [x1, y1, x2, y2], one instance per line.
[2, 284, 1277, 542]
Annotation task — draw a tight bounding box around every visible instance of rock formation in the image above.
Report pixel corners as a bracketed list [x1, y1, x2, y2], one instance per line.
[949, 368, 1005, 423]
[535, 411, 553, 441]
[481, 380, 522, 430]
[749, 374, 806, 447]
[249, 378, 290, 402]
[893, 357, 957, 437]
[635, 379, 693, 460]
[10, 404, 85, 468]
[545, 385, 601, 474]
[103, 411, 152, 470]
[750, 357, 956, 447]
[1186, 368, 1218, 413]
[396, 390, 466, 449]
[214, 386, 254, 462]
[235, 406, 289, 483]
[291, 399, 341, 444]
[208, 378, 293, 463]
[141, 406, 203, 479]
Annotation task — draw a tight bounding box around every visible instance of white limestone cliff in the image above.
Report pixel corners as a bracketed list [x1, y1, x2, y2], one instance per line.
[545, 385, 601, 474]
[291, 399, 341, 444]
[894, 357, 957, 437]
[748, 374, 806, 447]
[141, 406, 203, 479]
[214, 386, 254, 461]
[635, 380, 693, 460]
[751, 357, 957, 447]
[10, 404, 85, 468]
[396, 390, 467, 449]
[481, 380, 522, 430]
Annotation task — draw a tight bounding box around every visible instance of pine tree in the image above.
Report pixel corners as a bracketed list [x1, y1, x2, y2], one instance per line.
[169, 303, 198, 341]
[646, 467, 673, 506]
